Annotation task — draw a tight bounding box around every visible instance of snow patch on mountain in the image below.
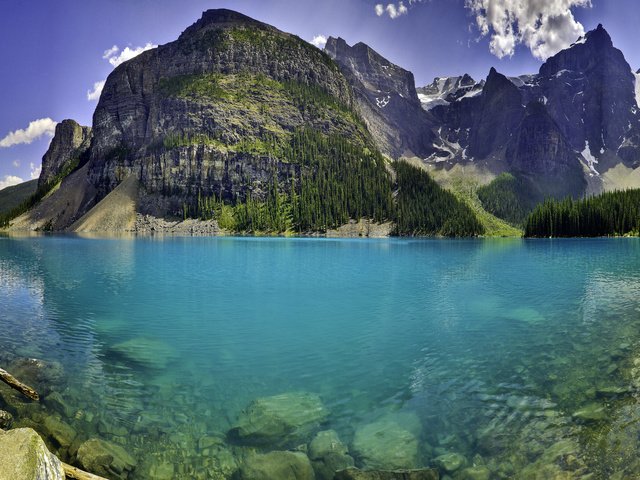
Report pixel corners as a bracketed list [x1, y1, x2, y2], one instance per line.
[581, 141, 599, 176]
[417, 75, 481, 111]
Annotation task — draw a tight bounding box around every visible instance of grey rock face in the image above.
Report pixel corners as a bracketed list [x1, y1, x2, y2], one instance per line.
[39, 120, 91, 188]
[0, 428, 65, 480]
[537, 24, 640, 168]
[88, 8, 355, 212]
[325, 36, 437, 158]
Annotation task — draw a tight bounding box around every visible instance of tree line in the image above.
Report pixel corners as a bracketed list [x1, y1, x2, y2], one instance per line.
[524, 189, 640, 237]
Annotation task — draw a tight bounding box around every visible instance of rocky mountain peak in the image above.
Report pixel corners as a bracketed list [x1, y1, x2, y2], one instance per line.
[179, 9, 265, 39]
[39, 120, 91, 189]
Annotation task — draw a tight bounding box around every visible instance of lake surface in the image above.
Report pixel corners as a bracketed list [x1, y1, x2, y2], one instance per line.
[2, 236, 640, 479]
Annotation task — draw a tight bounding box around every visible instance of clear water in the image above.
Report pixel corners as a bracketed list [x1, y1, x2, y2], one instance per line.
[2, 235, 640, 479]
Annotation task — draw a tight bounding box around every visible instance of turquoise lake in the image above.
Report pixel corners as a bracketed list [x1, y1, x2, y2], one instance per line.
[2, 236, 640, 479]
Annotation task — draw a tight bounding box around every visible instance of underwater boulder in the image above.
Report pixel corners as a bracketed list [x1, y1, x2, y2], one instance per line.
[434, 452, 467, 473]
[108, 337, 176, 369]
[0, 410, 12, 429]
[308, 430, 354, 480]
[76, 438, 137, 479]
[351, 412, 421, 469]
[237, 451, 315, 480]
[228, 392, 329, 447]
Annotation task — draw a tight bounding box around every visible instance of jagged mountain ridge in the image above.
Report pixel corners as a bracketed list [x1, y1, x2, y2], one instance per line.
[412, 23, 640, 199]
[324, 36, 438, 159]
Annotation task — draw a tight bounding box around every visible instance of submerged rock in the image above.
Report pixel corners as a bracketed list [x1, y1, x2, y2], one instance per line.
[42, 415, 77, 450]
[0, 410, 13, 430]
[455, 466, 490, 480]
[434, 452, 466, 473]
[0, 428, 65, 480]
[309, 430, 354, 480]
[352, 412, 421, 469]
[228, 392, 329, 447]
[108, 337, 176, 369]
[572, 403, 607, 422]
[76, 438, 137, 479]
[237, 451, 315, 480]
[309, 430, 349, 459]
[334, 467, 439, 479]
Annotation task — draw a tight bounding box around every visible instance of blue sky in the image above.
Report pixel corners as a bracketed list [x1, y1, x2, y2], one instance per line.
[1, 0, 639, 189]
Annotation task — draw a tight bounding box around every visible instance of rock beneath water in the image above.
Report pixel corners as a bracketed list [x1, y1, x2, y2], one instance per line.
[309, 430, 349, 459]
[313, 452, 355, 480]
[573, 403, 607, 422]
[434, 452, 466, 473]
[0, 410, 13, 429]
[5, 357, 64, 396]
[308, 430, 354, 480]
[455, 466, 491, 480]
[334, 467, 439, 479]
[352, 412, 421, 469]
[76, 438, 137, 479]
[108, 337, 176, 369]
[237, 451, 315, 480]
[45, 391, 75, 418]
[0, 428, 65, 479]
[228, 392, 329, 447]
[43, 415, 77, 450]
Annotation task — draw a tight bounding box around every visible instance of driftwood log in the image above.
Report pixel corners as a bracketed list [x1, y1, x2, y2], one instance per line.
[62, 462, 109, 480]
[0, 367, 39, 400]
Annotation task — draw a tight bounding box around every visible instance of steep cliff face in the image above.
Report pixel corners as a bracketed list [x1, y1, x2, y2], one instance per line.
[324, 37, 437, 159]
[506, 102, 586, 198]
[537, 24, 640, 168]
[39, 120, 91, 188]
[88, 9, 362, 213]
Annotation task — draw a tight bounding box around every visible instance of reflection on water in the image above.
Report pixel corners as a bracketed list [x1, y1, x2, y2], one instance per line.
[1, 236, 640, 479]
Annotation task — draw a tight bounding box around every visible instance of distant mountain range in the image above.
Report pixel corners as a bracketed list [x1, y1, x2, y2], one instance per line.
[2, 11, 639, 236]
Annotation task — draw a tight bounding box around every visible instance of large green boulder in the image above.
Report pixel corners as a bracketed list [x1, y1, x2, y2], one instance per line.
[108, 338, 176, 369]
[0, 428, 65, 480]
[237, 451, 315, 480]
[229, 392, 329, 447]
[309, 430, 354, 480]
[76, 438, 137, 479]
[352, 413, 421, 469]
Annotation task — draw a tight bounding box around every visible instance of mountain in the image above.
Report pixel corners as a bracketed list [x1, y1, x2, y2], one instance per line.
[418, 24, 640, 210]
[416, 74, 482, 111]
[3, 9, 479, 237]
[324, 37, 438, 159]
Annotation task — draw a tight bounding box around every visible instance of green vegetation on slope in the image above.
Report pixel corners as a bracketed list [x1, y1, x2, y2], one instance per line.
[0, 180, 37, 217]
[184, 128, 394, 233]
[393, 161, 484, 237]
[477, 173, 536, 226]
[524, 189, 640, 237]
[0, 154, 85, 228]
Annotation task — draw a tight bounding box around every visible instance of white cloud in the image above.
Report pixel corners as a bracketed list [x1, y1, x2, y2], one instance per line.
[102, 45, 119, 59]
[29, 162, 41, 180]
[103, 43, 157, 68]
[87, 43, 157, 102]
[0, 175, 24, 191]
[0, 118, 57, 148]
[311, 35, 328, 49]
[12, 160, 20, 168]
[465, 0, 592, 60]
[87, 80, 106, 101]
[375, 2, 409, 19]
